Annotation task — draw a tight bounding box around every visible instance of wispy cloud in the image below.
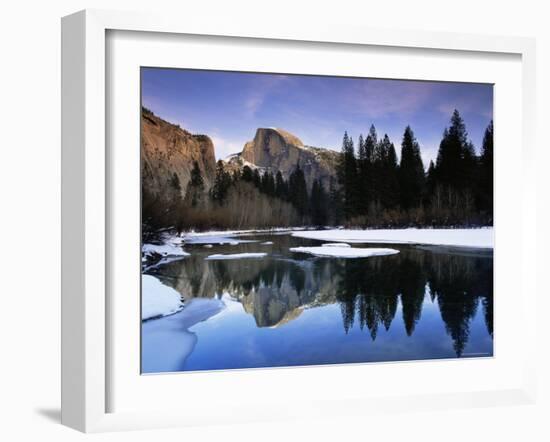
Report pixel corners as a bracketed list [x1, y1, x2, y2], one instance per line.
[244, 95, 264, 118]
[437, 91, 493, 120]
[351, 80, 436, 118]
[243, 75, 290, 118]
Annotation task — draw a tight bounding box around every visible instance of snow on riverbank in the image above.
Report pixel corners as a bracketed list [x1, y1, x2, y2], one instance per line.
[180, 227, 308, 244]
[142, 275, 183, 320]
[142, 236, 189, 258]
[292, 228, 493, 249]
[205, 253, 267, 260]
[182, 233, 257, 245]
[290, 246, 399, 258]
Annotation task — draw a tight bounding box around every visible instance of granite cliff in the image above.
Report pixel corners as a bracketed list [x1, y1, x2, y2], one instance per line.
[226, 127, 339, 190]
[141, 108, 216, 198]
[141, 110, 339, 200]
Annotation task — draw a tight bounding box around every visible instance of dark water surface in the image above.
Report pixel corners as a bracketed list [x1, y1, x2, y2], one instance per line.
[141, 233, 493, 374]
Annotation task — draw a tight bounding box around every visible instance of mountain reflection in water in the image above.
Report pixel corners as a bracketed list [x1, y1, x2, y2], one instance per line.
[143, 234, 493, 373]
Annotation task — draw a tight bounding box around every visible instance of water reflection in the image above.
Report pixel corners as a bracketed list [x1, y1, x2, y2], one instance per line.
[147, 237, 493, 358]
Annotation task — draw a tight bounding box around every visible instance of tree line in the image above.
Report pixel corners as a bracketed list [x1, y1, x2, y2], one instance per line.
[142, 158, 311, 236]
[333, 109, 493, 227]
[142, 109, 493, 236]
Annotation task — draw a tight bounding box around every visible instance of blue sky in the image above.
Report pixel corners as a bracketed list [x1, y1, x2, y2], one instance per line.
[142, 68, 493, 167]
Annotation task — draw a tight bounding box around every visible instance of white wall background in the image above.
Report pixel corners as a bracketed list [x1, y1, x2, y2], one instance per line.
[0, 0, 547, 440]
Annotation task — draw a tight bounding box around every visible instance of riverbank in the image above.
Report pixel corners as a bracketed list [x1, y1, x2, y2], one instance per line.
[143, 227, 494, 262]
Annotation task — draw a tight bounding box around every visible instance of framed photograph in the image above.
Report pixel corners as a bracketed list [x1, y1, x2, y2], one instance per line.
[61, 9, 537, 432]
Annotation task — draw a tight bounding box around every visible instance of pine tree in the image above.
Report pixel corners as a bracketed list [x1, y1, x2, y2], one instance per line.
[337, 131, 359, 221]
[357, 133, 370, 214]
[399, 126, 425, 210]
[374, 134, 399, 210]
[169, 172, 182, 196]
[266, 171, 276, 196]
[275, 171, 288, 200]
[463, 140, 479, 202]
[241, 165, 254, 182]
[430, 110, 482, 223]
[189, 161, 204, 188]
[386, 139, 400, 209]
[168, 172, 185, 233]
[288, 163, 309, 220]
[310, 179, 328, 226]
[364, 125, 377, 210]
[184, 161, 205, 208]
[211, 160, 231, 204]
[252, 168, 261, 188]
[336, 132, 348, 210]
[365, 125, 377, 163]
[328, 176, 342, 225]
[426, 160, 436, 202]
[358, 134, 365, 159]
[478, 120, 493, 216]
[435, 110, 471, 190]
[260, 171, 270, 194]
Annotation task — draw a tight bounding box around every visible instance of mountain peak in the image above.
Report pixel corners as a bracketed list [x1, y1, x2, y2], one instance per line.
[233, 127, 339, 190]
[258, 127, 304, 148]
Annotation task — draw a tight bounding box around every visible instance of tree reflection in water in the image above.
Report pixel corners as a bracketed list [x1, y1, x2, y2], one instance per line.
[148, 239, 493, 358]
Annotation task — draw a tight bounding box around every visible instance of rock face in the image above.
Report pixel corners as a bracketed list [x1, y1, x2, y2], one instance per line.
[229, 127, 339, 190]
[141, 111, 338, 198]
[141, 108, 216, 198]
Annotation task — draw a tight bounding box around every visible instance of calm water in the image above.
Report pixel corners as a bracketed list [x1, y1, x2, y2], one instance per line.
[141, 233, 493, 374]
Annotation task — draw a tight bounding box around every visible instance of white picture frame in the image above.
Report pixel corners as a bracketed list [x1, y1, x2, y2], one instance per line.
[61, 9, 537, 433]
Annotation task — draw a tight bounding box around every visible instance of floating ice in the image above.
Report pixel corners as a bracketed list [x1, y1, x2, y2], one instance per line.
[205, 253, 268, 260]
[290, 246, 399, 258]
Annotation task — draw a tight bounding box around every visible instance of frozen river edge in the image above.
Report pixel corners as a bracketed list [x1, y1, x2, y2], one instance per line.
[291, 228, 494, 249]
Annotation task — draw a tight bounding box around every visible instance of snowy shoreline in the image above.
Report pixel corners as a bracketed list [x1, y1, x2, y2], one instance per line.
[292, 228, 493, 249]
[179, 226, 494, 249]
[142, 227, 493, 267]
[142, 275, 184, 320]
[142, 274, 226, 321]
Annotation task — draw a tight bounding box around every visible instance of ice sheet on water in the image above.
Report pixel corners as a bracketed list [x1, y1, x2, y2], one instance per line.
[141, 297, 225, 373]
[290, 246, 399, 258]
[205, 253, 268, 260]
[292, 228, 493, 249]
